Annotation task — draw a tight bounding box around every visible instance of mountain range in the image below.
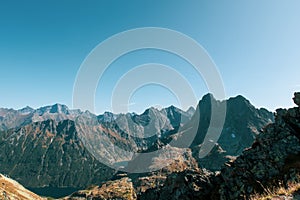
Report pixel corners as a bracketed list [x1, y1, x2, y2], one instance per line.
[0, 94, 275, 198]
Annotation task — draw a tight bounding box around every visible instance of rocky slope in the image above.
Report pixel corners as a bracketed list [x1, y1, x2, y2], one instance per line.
[217, 92, 300, 199]
[64, 177, 137, 200]
[0, 173, 45, 200]
[65, 146, 200, 200]
[0, 119, 115, 188]
[135, 92, 300, 200]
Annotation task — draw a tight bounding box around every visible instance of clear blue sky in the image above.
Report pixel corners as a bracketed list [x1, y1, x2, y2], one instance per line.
[0, 0, 300, 114]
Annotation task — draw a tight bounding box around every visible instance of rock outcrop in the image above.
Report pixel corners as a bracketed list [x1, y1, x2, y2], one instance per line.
[65, 177, 137, 200]
[293, 92, 300, 106]
[217, 92, 300, 199]
[138, 169, 215, 200]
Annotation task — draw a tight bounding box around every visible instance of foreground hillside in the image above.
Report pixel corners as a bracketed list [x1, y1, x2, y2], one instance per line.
[217, 92, 300, 199]
[0, 174, 45, 200]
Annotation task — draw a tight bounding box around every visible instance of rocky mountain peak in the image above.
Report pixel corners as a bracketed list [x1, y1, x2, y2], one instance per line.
[143, 107, 160, 115]
[19, 106, 34, 114]
[165, 105, 177, 111]
[177, 93, 275, 171]
[227, 95, 254, 111]
[51, 103, 70, 114]
[199, 93, 216, 105]
[36, 103, 70, 115]
[186, 106, 195, 116]
[97, 111, 117, 123]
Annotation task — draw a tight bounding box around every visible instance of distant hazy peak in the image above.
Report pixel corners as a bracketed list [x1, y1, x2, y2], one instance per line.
[36, 103, 70, 115]
[19, 106, 34, 113]
[186, 106, 196, 114]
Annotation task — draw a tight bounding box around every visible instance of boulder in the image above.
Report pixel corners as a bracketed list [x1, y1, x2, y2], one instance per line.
[293, 92, 300, 106]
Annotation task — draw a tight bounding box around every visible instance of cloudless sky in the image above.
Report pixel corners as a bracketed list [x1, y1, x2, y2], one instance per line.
[0, 0, 300, 114]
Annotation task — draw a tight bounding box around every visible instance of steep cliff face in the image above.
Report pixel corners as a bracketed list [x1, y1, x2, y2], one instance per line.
[165, 94, 274, 171]
[195, 100, 274, 170]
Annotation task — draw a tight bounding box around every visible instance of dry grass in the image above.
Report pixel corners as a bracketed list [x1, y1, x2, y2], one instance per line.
[64, 177, 137, 200]
[0, 174, 45, 200]
[250, 180, 300, 200]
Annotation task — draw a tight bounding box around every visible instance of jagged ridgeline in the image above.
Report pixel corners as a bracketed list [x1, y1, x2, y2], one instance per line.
[0, 94, 274, 198]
